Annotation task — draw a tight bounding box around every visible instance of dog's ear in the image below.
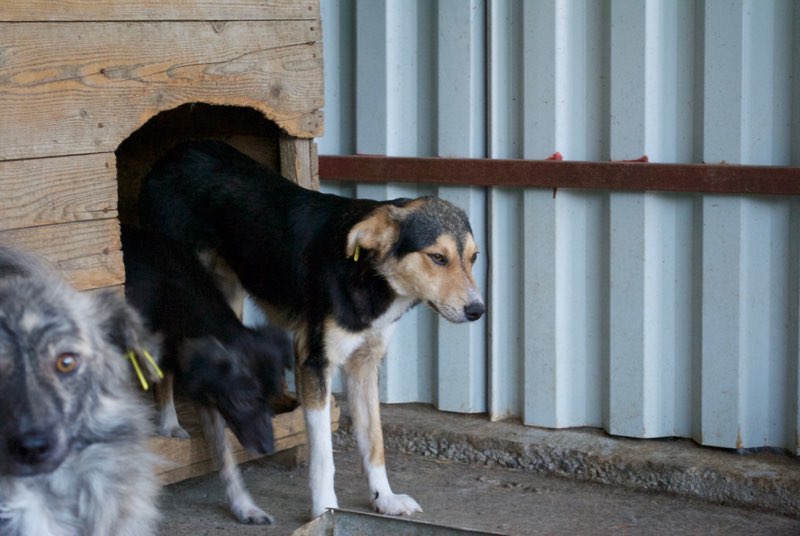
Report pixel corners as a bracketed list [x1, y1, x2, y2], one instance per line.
[345, 205, 402, 259]
[92, 289, 163, 381]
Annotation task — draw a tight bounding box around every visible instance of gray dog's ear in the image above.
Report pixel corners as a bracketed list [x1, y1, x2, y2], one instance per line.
[91, 289, 163, 384]
[0, 245, 58, 281]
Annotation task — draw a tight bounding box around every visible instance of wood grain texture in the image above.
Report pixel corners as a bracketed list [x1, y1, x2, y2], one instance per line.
[0, 219, 124, 290]
[0, 1, 318, 22]
[0, 20, 323, 160]
[153, 398, 340, 485]
[0, 153, 117, 232]
[280, 134, 319, 190]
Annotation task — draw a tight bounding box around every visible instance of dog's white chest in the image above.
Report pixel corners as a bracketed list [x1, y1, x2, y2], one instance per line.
[323, 322, 366, 365]
[372, 296, 417, 331]
[0, 482, 66, 536]
[322, 296, 416, 365]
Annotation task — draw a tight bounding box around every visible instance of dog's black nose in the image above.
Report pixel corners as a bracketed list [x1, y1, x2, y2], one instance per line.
[8, 431, 55, 466]
[464, 301, 485, 321]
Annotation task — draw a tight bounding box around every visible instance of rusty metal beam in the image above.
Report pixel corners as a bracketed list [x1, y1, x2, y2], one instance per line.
[318, 155, 800, 196]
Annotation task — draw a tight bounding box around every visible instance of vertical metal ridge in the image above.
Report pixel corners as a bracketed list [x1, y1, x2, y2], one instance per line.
[791, 203, 800, 454]
[487, 0, 523, 158]
[488, 187, 524, 420]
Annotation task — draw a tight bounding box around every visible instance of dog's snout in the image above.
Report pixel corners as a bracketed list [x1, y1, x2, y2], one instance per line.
[464, 301, 485, 322]
[233, 417, 275, 455]
[9, 430, 56, 466]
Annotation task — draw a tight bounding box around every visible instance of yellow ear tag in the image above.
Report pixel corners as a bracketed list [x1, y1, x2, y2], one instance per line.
[353, 244, 361, 262]
[126, 351, 149, 391]
[142, 350, 164, 380]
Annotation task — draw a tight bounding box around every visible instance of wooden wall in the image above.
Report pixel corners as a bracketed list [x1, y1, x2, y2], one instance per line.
[0, 1, 323, 290]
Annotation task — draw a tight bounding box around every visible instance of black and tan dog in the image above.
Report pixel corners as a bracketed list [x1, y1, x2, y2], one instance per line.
[139, 140, 485, 518]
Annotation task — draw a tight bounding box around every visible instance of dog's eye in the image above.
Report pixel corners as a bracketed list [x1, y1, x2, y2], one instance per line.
[427, 253, 448, 266]
[471, 252, 479, 264]
[55, 353, 80, 375]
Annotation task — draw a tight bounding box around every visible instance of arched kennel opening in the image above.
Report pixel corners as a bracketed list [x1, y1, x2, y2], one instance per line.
[116, 103, 284, 225]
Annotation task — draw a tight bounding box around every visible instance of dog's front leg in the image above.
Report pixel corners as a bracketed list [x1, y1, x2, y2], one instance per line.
[156, 372, 190, 439]
[196, 406, 274, 525]
[300, 379, 338, 517]
[296, 325, 339, 518]
[304, 393, 338, 518]
[345, 335, 422, 516]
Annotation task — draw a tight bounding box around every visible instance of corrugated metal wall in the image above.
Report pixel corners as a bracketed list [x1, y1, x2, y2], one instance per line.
[315, 0, 800, 453]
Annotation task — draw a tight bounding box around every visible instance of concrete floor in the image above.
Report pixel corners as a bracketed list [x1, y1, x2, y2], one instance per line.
[158, 403, 800, 536]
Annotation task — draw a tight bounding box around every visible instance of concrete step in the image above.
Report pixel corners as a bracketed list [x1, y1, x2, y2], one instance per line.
[334, 402, 800, 517]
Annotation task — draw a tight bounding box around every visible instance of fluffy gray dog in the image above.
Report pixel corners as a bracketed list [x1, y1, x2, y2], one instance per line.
[0, 245, 161, 536]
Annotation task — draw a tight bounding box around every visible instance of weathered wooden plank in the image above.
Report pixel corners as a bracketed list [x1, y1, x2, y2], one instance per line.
[0, 1, 318, 22]
[0, 219, 123, 290]
[156, 434, 308, 485]
[280, 134, 319, 190]
[0, 20, 324, 160]
[0, 153, 117, 232]
[153, 399, 340, 485]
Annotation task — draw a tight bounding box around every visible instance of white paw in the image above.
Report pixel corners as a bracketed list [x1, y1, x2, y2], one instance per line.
[372, 492, 422, 516]
[158, 424, 190, 439]
[232, 503, 273, 525]
[311, 492, 338, 519]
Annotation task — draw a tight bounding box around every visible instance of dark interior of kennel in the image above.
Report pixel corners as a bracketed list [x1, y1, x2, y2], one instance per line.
[115, 103, 282, 224]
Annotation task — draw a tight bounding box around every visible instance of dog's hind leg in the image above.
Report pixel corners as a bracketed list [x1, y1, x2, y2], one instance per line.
[345, 333, 422, 516]
[196, 405, 274, 525]
[156, 372, 190, 439]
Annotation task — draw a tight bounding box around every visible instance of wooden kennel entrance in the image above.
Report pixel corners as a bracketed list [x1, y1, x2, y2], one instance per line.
[0, 1, 334, 482]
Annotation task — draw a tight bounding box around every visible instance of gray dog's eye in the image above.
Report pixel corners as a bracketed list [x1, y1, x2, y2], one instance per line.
[55, 353, 80, 375]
